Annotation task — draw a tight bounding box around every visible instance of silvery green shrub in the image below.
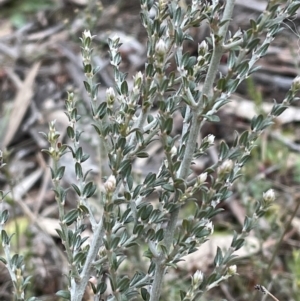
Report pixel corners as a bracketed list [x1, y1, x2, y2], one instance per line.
[1, 0, 300, 300]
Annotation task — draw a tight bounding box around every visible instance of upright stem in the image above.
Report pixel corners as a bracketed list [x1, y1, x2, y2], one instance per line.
[150, 1, 236, 300]
[72, 219, 105, 301]
[149, 262, 166, 301]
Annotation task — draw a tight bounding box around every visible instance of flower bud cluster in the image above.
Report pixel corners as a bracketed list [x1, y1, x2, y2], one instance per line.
[205, 220, 214, 235]
[65, 92, 76, 126]
[195, 172, 207, 186]
[263, 189, 275, 204]
[132, 71, 143, 96]
[194, 40, 210, 73]
[106, 87, 116, 109]
[207, 134, 215, 145]
[108, 36, 122, 68]
[192, 270, 204, 288]
[47, 121, 60, 144]
[198, 134, 215, 154]
[155, 39, 167, 69]
[292, 76, 300, 92]
[227, 265, 237, 276]
[198, 41, 208, 56]
[170, 146, 177, 158]
[218, 159, 233, 176]
[81, 30, 95, 66]
[186, 269, 205, 299]
[104, 175, 116, 193]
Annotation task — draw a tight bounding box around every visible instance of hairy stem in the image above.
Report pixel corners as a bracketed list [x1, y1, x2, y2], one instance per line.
[72, 219, 105, 301]
[150, 1, 236, 300]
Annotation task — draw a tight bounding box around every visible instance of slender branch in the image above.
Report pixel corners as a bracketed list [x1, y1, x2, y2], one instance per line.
[222, 38, 243, 50]
[178, 0, 236, 179]
[149, 262, 166, 301]
[255, 285, 280, 301]
[72, 219, 105, 301]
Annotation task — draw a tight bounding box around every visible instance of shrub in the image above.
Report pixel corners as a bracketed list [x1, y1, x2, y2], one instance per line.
[1, 0, 300, 300]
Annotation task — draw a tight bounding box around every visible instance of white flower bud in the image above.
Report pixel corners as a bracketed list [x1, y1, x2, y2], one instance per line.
[155, 39, 167, 56]
[192, 270, 204, 286]
[170, 146, 177, 156]
[207, 134, 215, 145]
[205, 221, 214, 235]
[133, 71, 143, 94]
[292, 76, 300, 91]
[198, 40, 208, 53]
[106, 87, 115, 104]
[49, 147, 56, 155]
[223, 159, 233, 171]
[263, 189, 275, 203]
[82, 30, 92, 40]
[134, 71, 143, 85]
[197, 172, 207, 184]
[104, 175, 116, 193]
[218, 159, 233, 174]
[227, 265, 237, 276]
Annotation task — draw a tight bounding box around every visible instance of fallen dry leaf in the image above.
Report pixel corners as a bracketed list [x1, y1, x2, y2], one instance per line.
[2, 62, 41, 148]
